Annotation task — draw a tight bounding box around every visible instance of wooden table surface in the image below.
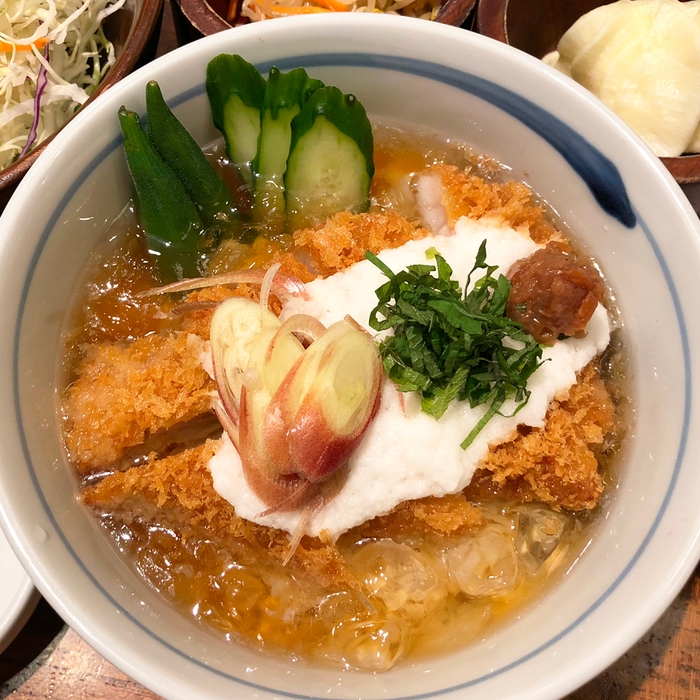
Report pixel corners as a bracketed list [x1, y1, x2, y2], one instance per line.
[2, 4, 700, 699]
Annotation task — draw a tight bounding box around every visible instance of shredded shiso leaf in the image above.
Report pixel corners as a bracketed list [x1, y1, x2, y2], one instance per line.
[0, 0, 126, 170]
[366, 242, 545, 449]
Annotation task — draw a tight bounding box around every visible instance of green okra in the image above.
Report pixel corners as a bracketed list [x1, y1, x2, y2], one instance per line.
[145, 81, 239, 228]
[118, 106, 204, 282]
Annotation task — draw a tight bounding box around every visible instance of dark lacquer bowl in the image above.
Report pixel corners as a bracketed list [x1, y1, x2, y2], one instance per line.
[475, 0, 700, 184]
[0, 0, 164, 209]
[172, 0, 475, 43]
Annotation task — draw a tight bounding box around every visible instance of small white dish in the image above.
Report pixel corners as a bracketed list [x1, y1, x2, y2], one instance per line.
[0, 527, 37, 655]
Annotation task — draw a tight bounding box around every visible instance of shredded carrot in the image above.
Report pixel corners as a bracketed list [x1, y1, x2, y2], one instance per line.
[268, 4, 330, 12]
[226, 0, 240, 22]
[313, 0, 349, 11]
[0, 37, 49, 52]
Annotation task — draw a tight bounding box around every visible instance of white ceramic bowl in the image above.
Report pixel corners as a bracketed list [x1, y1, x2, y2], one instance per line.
[1, 14, 700, 700]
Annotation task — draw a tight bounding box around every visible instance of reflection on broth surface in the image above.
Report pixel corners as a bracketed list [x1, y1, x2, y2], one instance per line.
[59, 124, 626, 671]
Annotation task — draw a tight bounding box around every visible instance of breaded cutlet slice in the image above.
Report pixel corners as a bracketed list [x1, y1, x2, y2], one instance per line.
[64, 255, 313, 474]
[347, 494, 483, 542]
[472, 364, 616, 511]
[80, 441, 357, 589]
[293, 211, 430, 278]
[179, 252, 315, 339]
[294, 171, 564, 281]
[63, 332, 213, 474]
[81, 442, 485, 587]
[419, 164, 565, 244]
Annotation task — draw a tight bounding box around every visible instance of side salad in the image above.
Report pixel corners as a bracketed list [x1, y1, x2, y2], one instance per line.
[0, 0, 125, 171]
[235, 0, 439, 24]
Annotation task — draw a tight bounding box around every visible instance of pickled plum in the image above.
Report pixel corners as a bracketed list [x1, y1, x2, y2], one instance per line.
[506, 242, 605, 345]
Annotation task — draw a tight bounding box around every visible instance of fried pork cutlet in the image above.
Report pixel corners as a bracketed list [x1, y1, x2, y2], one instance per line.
[470, 364, 616, 511]
[347, 494, 483, 542]
[81, 441, 355, 589]
[62, 251, 317, 475]
[63, 332, 214, 475]
[81, 437, 487, 590]
[293, 210, 430, 277]
[179, 252, 315, 339]
[418, 164, 565, 244]
[79, 361, 612, 599]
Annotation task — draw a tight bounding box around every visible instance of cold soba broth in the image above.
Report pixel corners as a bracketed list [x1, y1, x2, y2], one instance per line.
[59, 123, 626, 671]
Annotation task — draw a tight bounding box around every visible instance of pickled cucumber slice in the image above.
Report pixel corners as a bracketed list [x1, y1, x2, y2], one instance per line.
[252, 67, 323, 232]
[284, 86, 373, 233]
[206, 54, 266, 187]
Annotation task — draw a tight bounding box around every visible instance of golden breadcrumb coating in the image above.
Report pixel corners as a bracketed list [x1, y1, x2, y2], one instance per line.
[178, 253, 315, 339]
[81, 441, 356, 589]
[81, 442, 486, 589]
[63, 333, 214, 474]
[273, 251, 317, 284]
[293, 211, 430, 277]
[428, 164, 564, 245]
[472, 364, 616, 511]
[63, 254, 313, 473]
[348, 494, 483, 541]
[78, 360, 615, 592]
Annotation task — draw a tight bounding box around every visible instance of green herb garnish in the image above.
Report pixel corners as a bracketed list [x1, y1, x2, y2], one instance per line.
[366, 241, 544, 449]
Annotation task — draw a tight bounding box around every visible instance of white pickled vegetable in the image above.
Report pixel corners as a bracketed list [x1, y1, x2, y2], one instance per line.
[680, 0, 700, 16]
[569, 4, 654, 94]
[545, 0, 700, 157]
[558, 1, 632, 62]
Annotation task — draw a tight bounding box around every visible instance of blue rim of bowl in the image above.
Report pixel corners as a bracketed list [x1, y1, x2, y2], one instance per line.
[12, 52, 689, 699]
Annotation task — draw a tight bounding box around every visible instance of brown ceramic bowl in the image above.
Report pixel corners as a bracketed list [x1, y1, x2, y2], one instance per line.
[0, 0, 164, 208]
[172, 0, 476, 45]
[475, 0, 700, 184]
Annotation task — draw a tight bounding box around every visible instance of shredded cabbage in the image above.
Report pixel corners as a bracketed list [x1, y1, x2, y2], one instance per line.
[239, 0, 439, 24]
[0, 0, 126, 170]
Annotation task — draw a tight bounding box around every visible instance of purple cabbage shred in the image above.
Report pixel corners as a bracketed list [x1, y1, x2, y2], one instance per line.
[19, 43, 50, 160]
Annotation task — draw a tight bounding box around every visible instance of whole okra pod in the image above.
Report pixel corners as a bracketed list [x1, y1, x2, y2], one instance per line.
[145, 81, 239, 228]
[118, 106, 204, 282]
